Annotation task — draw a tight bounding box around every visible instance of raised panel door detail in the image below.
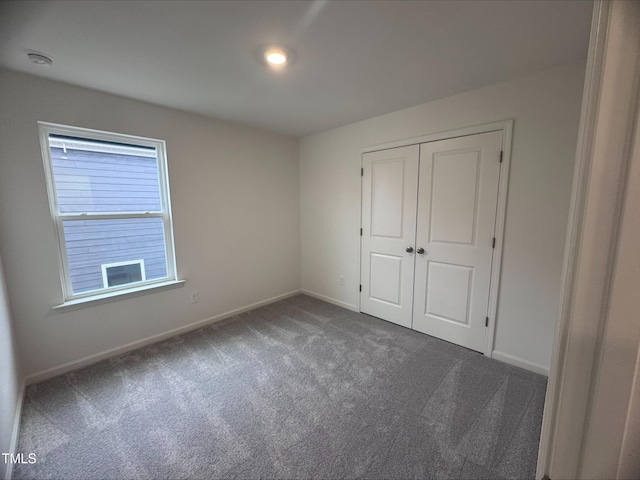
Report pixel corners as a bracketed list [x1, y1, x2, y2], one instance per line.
[430, 149, 480, 245]
[370, 253, 403, 306]
[425, 261, 473, 325]
[371, 159, 404, 238]
[414, 131, 503, 352]
[360, 145, 419, 329]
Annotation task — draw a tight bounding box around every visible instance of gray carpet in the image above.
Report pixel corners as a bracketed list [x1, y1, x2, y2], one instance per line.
[14, 294, 546, 480]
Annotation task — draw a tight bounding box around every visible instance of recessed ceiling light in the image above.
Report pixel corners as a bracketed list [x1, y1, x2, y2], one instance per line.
[257, 45, 295, 69]
[27, 52, 53, 66]
[265, 49, 288, 66]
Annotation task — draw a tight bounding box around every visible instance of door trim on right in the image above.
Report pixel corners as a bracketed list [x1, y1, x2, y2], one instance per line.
[359, 119, 513, 358]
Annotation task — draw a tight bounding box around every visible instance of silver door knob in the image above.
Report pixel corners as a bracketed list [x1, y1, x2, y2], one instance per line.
[417, 248, 425, 254]
[406, 246, 414, 253]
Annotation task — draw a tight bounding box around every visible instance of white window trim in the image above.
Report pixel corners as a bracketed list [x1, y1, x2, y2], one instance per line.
[48, 137, 157, 158]
[38, 122, 179, 305]
[101, 259, 146, 289]
[52, 280, 186, 312]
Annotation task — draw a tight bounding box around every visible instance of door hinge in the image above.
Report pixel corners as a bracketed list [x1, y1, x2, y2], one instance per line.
[361, 167, 364, 176]
[499, 150, 503, 163]
[485, 316, 489, 327]
[359, 284, 362, 292]
[360, 228, 363, 236]
[492, 237, 496, 248]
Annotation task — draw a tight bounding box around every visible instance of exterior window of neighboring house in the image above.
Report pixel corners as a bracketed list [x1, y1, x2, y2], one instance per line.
[101, 260, 146, 288]
[38, 122, 177, 302]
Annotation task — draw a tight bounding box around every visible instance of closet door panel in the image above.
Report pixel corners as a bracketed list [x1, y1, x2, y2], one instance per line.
[361, 145, 419, 328]
[413, 131, 502, 352]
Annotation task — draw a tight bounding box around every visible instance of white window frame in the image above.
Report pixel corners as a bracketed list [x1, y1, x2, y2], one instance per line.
[101, 259, 146, 289]
[38, 122, 178, 303]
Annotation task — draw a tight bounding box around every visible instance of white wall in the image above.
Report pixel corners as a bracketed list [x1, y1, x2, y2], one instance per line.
[0, 69, 300, 378]
[0, 254, 21, 480]
[299, 61, 586, 374]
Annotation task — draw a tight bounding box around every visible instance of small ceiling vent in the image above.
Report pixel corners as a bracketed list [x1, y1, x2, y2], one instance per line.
[27, 52, 53, 66]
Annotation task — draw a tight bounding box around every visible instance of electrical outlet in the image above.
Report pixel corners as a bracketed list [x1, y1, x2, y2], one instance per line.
[339, 276, 345, 286]
[190, 291, 199, 303]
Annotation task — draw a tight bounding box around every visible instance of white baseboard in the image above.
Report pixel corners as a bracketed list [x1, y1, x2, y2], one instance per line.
[491, 350, 550, 376]
[5, 377, 26, 480]
[25, 289, 302, 385]
[300, 289, 358, 312]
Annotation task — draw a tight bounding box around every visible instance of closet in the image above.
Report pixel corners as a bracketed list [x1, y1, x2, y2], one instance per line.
[360, 130, 503, 352]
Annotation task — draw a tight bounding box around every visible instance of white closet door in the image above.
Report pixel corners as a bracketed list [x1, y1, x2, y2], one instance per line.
[413, 131, 502, 352]
[361, 145, 419, 328]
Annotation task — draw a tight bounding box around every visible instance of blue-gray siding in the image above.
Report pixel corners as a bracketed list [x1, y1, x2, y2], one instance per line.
[51, 147, 161, 213]
[51, 147, 168, 294]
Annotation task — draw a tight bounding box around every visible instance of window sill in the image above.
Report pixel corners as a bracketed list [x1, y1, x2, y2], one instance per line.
[52, 280, 186, 312]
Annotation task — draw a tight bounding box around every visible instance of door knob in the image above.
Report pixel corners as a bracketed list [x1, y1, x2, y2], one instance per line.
[417, 248, 425, 254]
[406, 246, 414, 253]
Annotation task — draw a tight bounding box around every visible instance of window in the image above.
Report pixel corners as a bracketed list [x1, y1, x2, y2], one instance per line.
[39, 123, 178, 302]
[101, 260, 146, 288]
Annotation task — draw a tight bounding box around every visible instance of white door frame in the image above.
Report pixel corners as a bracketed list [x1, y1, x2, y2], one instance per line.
[359, 119, 513, 358]
[537, 1, 640, 478]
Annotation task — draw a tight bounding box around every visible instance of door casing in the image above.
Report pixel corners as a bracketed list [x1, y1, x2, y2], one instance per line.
[359, 119, 513, 358]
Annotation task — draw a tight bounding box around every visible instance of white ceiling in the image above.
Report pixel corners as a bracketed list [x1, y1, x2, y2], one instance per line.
[0, 0, 592, 137]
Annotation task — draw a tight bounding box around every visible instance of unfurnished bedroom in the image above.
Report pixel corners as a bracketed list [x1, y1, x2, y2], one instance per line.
[1, 1, 639, 480]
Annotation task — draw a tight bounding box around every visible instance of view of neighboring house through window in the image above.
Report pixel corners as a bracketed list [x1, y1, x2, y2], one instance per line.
[39, 123, 177, 301]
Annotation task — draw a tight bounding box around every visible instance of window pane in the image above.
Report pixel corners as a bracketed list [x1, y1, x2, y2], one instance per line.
[49, 135, 162, 213]
[105, 262, 144, 288]
[63, 217, 168, 295]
